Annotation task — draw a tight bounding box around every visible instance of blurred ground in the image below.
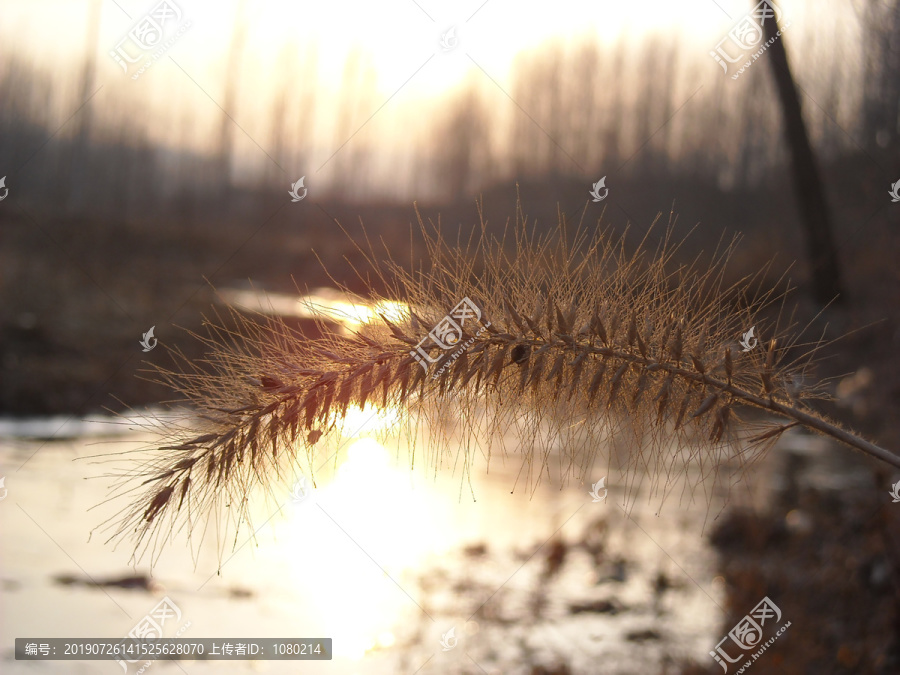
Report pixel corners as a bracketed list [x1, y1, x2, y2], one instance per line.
[679, 434, 900, 675]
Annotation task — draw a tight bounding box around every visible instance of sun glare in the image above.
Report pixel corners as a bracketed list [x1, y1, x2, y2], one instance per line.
[217, 286, 410, 333]
[278, 436, 445, 660]
[337, 403, 403, 437]
[297, 294, 410, 332]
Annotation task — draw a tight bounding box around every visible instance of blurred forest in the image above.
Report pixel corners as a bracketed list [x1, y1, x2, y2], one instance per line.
[0, 0, 898, 423]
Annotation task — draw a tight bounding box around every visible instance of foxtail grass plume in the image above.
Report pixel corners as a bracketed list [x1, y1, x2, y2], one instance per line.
[97, 201, 900, 566]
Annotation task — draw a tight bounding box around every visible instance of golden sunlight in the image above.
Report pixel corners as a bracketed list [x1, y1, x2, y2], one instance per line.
[242, 0, 731, 94]
[296, 294, 410, 332]
[278, 437, 448, 660]
[218, 286, 409, 333]
[337, 403, 403, 436]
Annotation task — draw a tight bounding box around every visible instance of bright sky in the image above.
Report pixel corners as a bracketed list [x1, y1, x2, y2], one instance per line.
[0, 0, 809, 96]
[0, 0, 845, 194]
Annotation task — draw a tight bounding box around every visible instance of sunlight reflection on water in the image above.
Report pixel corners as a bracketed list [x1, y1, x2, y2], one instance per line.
[0, 410, 727, 674]
[281, 437, 449, 660]
[219, 286, 409, 334]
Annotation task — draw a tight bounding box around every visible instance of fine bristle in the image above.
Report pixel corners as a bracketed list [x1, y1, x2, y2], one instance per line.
[96, 201, 896, 566]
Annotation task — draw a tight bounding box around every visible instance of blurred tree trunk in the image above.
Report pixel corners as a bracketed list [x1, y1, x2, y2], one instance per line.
[861, 0, 900, 152]
[435, 83, 489, 202]
[762, 14, 844, 305]
[65, 0, 101, 213]
[217, 0, 248, 188]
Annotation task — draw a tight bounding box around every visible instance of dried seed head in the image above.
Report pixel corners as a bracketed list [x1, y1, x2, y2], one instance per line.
[105, 202, 853, 569]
